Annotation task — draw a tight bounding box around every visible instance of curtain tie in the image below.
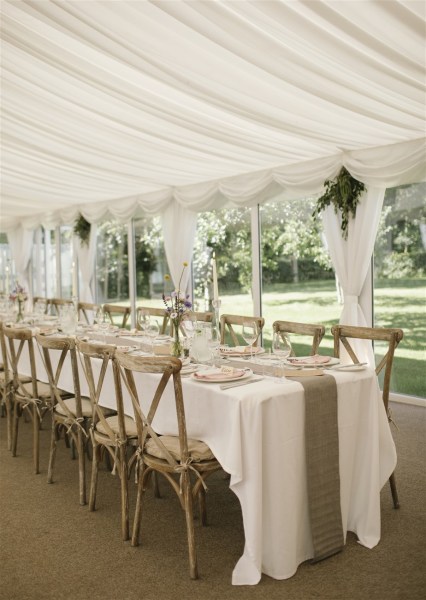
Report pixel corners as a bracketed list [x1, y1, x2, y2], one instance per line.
[344, 294, 358, 304]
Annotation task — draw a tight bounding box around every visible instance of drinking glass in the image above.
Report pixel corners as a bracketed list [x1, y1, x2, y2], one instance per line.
[146, 321, 160, 352]
[272, 332, 292, 382]
[207, 325, 220, 366]
[137, 309, 151, 338]
[242, 320, 259, 360]
[95, 306, 109, 342]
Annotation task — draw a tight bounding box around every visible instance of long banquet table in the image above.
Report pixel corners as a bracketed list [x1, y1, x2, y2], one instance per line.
[11, 330, 397, 585]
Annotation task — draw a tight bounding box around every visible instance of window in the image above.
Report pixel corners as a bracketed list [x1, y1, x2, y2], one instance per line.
[96, 220, 129, 304]
[373, 183, 426, 397]
[193, 207, 253, 315]
[260, 196, 340, 353]
[133, 216, 169, 305]
[60, 226, 73, 298]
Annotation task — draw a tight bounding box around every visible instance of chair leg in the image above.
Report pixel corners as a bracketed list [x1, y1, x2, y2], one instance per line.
[389, 472, 400, 509]
[77, 429, 86, 506]
[119, 446, 129, 541]
[33, 404, 40, 475]
[5, 387, 13, 451]
[12, 403, 20, 457]
[131, 462, 146, 547]
[47, 421, 59, 484]
[153, 471, 161, 498]
[89, 443, 100, 511]
[183, 472, 198, 580]
[198, 488, 207, 526]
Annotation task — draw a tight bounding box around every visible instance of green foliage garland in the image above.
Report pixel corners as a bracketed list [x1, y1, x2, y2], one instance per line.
[73, 214, 91, 246]
[312, 167, 366, 239]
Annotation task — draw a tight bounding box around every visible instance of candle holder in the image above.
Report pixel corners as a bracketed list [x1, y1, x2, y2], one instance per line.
[72, 295, 79, 314]
[212, 298, 221, 338]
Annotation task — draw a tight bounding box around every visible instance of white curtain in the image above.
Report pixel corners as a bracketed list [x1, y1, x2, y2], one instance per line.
[6, 227, 34, 301]
[161, 203, 198, 292]
[74, 223, 97, 303]
[322, 187, 385, 364]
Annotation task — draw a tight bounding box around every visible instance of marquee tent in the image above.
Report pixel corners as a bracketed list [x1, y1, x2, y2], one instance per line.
[1, 0, 425, 233]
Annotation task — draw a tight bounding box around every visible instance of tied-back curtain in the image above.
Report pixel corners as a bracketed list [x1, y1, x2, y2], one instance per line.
[322, 187, 385, 364]
[6, 227, 34, 301]
[161, 203, 198, 292]
[74, 223, 97, 303]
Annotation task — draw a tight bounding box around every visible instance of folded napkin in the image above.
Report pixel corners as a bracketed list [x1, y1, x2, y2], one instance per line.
[287, 354, 331, 366]
[193, 367, 246, 382]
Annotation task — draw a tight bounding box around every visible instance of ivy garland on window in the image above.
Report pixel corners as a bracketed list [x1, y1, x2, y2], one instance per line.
[73, 214, 91, 246]
[312, 167, 366, 239]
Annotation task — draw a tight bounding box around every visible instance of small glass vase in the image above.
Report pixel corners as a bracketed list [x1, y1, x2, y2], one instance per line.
[16, 299, 24, 323]
[171, 326, 183, 358]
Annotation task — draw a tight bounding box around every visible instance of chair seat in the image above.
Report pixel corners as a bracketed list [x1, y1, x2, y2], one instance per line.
[96, 414, 138, 438]
[21, 380, 68, 398]
[145, 435, 215, 462]
[54, 397, 93, 418]
[0, 371, 32, 384]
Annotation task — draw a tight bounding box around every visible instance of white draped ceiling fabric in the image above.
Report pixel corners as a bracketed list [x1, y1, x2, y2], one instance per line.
[1, 1, 425, 321]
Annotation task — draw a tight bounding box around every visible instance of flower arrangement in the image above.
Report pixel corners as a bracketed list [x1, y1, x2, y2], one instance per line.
[9, 281, 27, 303]
[9, 281, 27, 322]
[162, 262, 192, 357]
[312, 167, 366, 239]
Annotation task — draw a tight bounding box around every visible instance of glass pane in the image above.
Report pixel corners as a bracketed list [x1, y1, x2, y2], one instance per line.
[60, 226, 73, 299]
[45, 229, 56, 298]
[0, 233, 12, 296]
[193, 207, 253, 322]
[374, 182, 426, 397]
[133, 216, 170, 307]
[260, 195, 340, 354]
[95, 220, 129, 303]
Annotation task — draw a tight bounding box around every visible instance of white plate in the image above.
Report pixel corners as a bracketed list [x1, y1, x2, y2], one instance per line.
[283, 356, 340, 367]
[191, 368, 252, 384]
[219, 347, 265, 358]
[181, 365, 199, 376]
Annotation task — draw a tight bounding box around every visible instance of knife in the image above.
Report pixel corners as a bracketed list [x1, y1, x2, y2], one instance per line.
[220, 377, 264, 390]
[330, 362, 368, 370]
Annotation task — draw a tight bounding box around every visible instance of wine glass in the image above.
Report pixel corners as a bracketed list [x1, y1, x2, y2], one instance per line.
[137, 309, 151, 338]
[242, 320, 259, 361]
[272, 331, 292, 382]
[146, 321, 160, 352]
[96, 306, 109, 342]
[207, 325, 221, 366]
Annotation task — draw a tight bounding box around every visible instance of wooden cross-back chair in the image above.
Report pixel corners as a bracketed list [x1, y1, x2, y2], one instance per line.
[272, 320, 326, 356]
[331, 324, 404, 509]
[77, 339, 137, 541]
[135, 306, 170, 335]
[103, 304, 131, 329]
[114, 352, 221, 579]
[0, 321, 31, 450]
[78, 302, 100, 325]
[49, 298, 74, 316]
[32, 297, 49, 314]
[36, 333, 92, 505]
[220, 314, 265, 346]
[3, 325, 72, 474]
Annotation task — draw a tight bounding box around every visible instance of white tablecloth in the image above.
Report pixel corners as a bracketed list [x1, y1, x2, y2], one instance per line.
[16, 339, 397, 585]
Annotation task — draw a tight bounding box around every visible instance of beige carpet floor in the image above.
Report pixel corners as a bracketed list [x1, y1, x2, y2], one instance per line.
[0, 401, 425, 600]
